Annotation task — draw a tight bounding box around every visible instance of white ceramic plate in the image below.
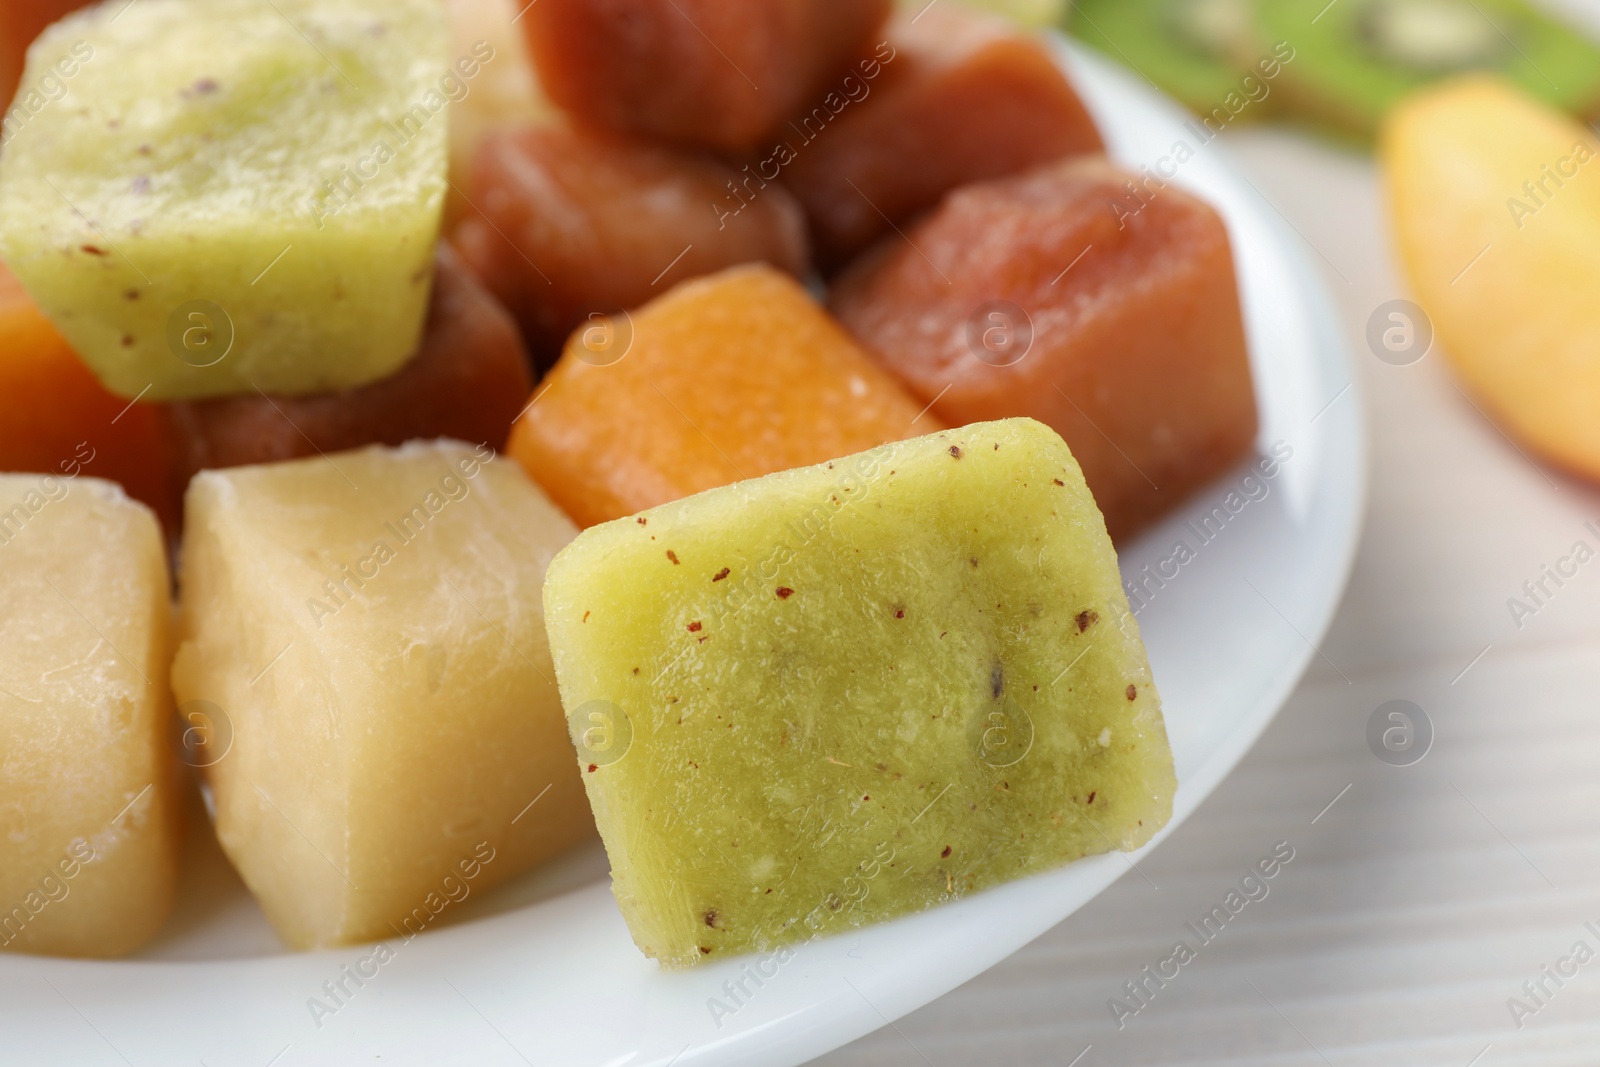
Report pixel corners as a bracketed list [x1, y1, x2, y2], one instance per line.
[2, 38, 1365, 1067]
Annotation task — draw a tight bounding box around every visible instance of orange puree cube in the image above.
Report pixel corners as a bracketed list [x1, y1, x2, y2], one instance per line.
[0, 263, 179, 530]
[168, 249, 530, 484]
[521, 0, 892, 154]
[453, 125, 810, 366]
[831, 157, 1257, 542]
[508, 264, 939, 527]
[782, 6, 1103, 268]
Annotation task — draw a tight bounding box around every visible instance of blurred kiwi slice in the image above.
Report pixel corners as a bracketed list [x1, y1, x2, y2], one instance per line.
[894, 0, 1068, 30]
[1069, 0, 1285, 122]
[1260, 0, 1600, 140]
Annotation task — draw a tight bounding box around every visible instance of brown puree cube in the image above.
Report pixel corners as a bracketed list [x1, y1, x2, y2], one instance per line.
[831, 157, 1258, 542]
[168, 249, 530, 485]
[452, 125, 810, 365]
[520, 0, 892, 154]
[781, 5, 1103, 268]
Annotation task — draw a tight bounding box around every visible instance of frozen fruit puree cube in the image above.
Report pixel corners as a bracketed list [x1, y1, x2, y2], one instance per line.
[0, 475, 182, 957]
[453, 126, 810, 364]
[440, 0, 560, 226]
[0, 0, 449, 401]
[543, 418, 1175, 967]
[832, 157, 1257, 541]
[171, 442, 593, 949]
[168, 249, 531, 485]
[0, 262, 180, 531]
[781, 5, 1102, 267]
[508, 264, 937, 528]
[521, 0, 893, 154]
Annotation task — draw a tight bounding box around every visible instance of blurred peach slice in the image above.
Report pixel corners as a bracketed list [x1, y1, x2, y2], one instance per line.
[1383, 76, 1600, 480]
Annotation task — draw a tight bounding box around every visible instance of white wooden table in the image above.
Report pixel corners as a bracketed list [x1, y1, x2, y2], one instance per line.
[815, 18, 1600, 1064]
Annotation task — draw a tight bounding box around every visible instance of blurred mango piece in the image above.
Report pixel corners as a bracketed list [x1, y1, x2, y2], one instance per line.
[782, 5, 1102, 268]
[1383, 76, 1600, 480]
[508, 265, 939, 527]
[453, 125, 809, 365]
[0, 264, 179, 529]
[520, 0, 892, 154]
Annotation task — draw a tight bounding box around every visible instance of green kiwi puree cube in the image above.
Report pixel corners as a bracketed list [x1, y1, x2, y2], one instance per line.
[543, 418, 1176, 967]
[0, 0, 448, 400]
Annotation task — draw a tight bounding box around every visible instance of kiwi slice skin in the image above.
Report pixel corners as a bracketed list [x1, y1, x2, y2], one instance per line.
[1259, 0, 1600, 142]
[1069, 0, 1291, 125]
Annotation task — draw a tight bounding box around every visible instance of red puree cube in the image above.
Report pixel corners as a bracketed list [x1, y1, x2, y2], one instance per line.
[782, 5, 1103, 268]
[168, 249, 531, 485]
[521, 0, 892, 154]
[452, 125, 810, 363]
[831, 157, 1258, 542]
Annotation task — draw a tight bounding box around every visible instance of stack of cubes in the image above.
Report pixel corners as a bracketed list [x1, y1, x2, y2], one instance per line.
[0, 0, 1254, 961]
